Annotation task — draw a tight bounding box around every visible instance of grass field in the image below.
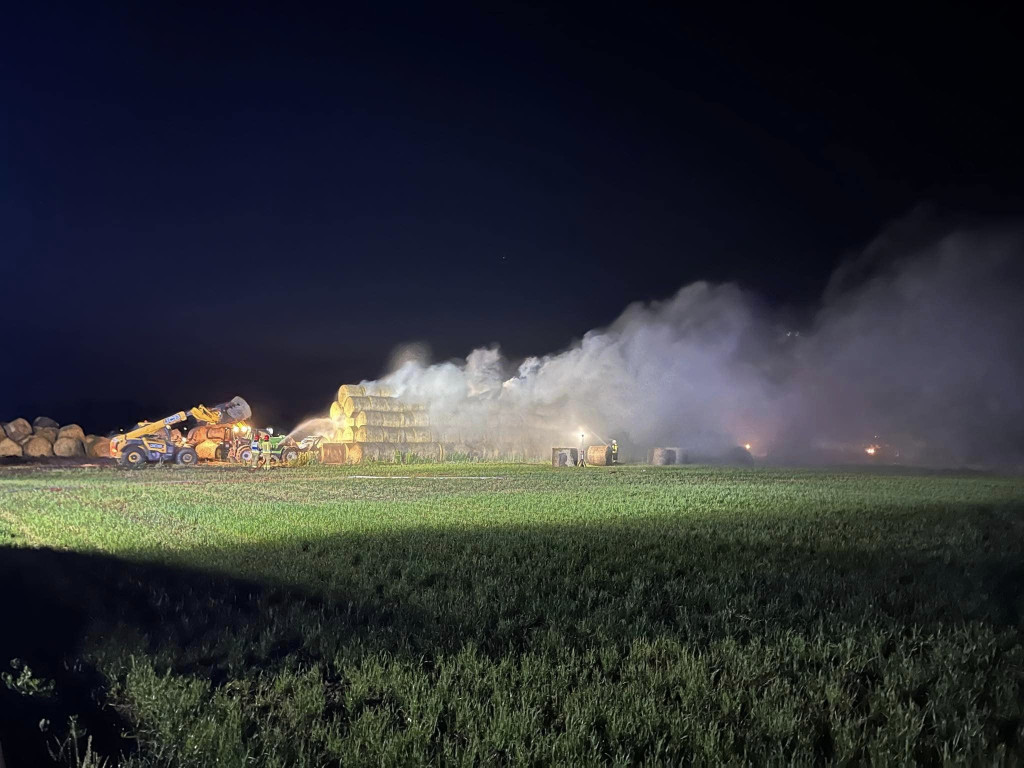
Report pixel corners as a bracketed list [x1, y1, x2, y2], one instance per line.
[1, 462, 1023, 766]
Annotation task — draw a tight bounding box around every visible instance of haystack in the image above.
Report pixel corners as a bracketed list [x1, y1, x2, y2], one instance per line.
[58, 424, 86, 442]
[33, 416, 59, 429]
[22, 436, 54, 457]
[650, 447, 681, 465]
[552, 448, 579, 467]
[586, 445, 612, 466]
[53, 436, 85, 457]
[3, 418, 31, 442]
[33, 426, 58, 443]
[0, 438, 22, 457]
[86, 436, 111, 458]
[338, 426, 355, 442]
[337, 384, 367, 402]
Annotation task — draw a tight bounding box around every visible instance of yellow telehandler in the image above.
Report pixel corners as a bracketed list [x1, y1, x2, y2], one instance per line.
[110, 396, 252, 467]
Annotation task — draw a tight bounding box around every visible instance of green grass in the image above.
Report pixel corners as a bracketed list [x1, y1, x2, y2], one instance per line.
[1, 463, 1023, 765]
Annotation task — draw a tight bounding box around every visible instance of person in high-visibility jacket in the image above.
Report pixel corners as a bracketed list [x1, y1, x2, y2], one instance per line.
[611, 440, 619, 464]
[249, 432, 262, 469]
[259, 428, 274, 469]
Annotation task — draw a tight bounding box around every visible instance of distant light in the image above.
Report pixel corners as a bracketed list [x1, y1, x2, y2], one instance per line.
[865, 446, 876, 455]
[744, 443, 751, 451]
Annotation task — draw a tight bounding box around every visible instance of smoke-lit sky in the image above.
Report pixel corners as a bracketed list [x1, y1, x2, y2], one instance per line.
[2, 3, 1022, 441]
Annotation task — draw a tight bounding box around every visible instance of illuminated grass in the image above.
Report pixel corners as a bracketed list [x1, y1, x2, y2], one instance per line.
[1, 464, 1023, 765]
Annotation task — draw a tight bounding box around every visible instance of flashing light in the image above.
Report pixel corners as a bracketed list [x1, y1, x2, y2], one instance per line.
[865, 446, 877, 455]
[744, 443, 751, 451]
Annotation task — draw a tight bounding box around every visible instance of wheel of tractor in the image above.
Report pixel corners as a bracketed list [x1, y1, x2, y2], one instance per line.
[237, 447, 253, 463]
[175, 446, 198, 466]
[281, 447, 299, 463]
[122, 445, 148, 468]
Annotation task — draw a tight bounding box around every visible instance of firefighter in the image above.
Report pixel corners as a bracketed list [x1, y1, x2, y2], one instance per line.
[249, 431, 262, 469]
[259, 428, 274, 469]
[611, 440, 619, 464]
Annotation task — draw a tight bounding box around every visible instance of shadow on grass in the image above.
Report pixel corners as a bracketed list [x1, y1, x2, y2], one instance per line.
[1, 502, 1023, 764]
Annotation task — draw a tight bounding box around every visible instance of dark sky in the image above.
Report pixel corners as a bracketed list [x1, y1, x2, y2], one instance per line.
[2, 2, 1021, 432]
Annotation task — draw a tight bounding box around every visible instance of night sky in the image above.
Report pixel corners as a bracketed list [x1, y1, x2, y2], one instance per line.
[2, 3, 1021, 433]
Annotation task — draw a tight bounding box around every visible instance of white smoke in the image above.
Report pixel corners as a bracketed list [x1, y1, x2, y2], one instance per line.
[362, 224, 1024, 468]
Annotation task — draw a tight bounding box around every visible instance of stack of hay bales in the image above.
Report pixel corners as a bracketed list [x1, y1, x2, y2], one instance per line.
[0, 416, 112, 460]
[324, 384, 439, 464]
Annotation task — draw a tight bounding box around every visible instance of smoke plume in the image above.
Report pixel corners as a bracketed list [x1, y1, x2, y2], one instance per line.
[361, 223, 1024, 468]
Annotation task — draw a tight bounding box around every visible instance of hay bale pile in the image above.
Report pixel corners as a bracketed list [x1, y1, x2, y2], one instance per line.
[0, 416, 111, 461]
[322, 384, 440, 464]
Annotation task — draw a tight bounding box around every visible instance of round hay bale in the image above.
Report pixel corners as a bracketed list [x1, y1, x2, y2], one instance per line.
[33, 426, 58, 443]
[355, 410, 430, 428]
[650, 447, 681, 466]
[586, 445, 612, 466]
[319, 442, 348, 464]
[342, 395, 403, 417]
[58, 424, 86, 442]
[403, 442, 443, 461]
[329, 401, 345, 422]
[345, 442, 363, 464]
[194, 439, 221, 460]
[368, 386, 394, 397]
[355, 425, 405, 443]
[0, 437, 23, 457]
[3, 418, 32, 442]
[53, 436, 85, 457]
[22, 435, 54, 457]
[337, 384, 367, 403]
[86, 436, 111, 458]
[339, 426, 355, 442]
[348, 442, 402, 463]
[403, 411, 430, 426]
[0, 423, 6, 440]
[33, 416, 59, 429]
[401, 427, 432, 443]
[356, 410, 403, 428]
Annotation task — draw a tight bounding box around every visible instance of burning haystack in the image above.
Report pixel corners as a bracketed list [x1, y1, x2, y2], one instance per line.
[321, 384, 441, 464]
